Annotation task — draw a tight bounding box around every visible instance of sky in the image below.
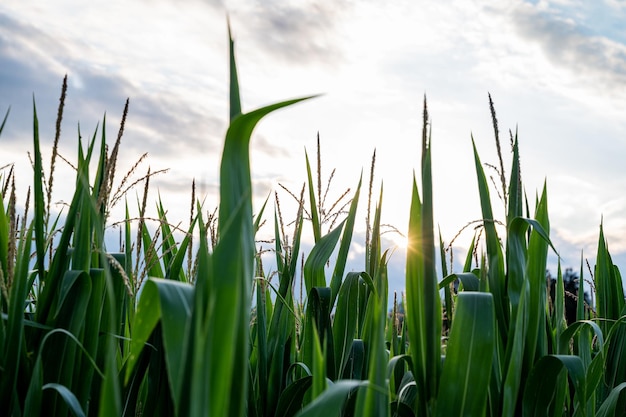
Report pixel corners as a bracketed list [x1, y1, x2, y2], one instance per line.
[1, 0, 626, 298]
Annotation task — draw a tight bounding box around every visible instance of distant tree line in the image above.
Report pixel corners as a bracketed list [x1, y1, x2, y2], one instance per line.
[390, 267, 593, 335]
[546, 267, 593, 325]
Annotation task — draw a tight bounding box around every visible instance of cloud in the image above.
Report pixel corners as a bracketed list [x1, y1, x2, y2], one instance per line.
[512, 3, 626, 92]
[228, 0, 352, 66]
[253, 133, 291, 158]
[0, 9, 226, 166]
[126, 92, 225, 157]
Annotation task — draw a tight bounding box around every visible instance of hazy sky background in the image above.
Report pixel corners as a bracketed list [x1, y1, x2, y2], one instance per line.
[1, 0, 626, 296]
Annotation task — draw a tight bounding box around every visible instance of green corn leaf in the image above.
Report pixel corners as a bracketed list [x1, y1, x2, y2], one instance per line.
[74, 268, 106, 407]
[472, 137, 508, 340]
[43, 383, 86, 417]
[275, 376, 314, 417]
[0, 107, 9, 135]
[265, 210, 300, 414]
[254, 193, 270, 239]
[186, 30, 316, 416]
[559, 319, 604, 355]
[92, 119, 108, 217]
[507, 132, 522, 224]
[0, 225, 33, 412]
[555, 355, 587, 412]
[553, 263, 567, 353]
[228, 21, 242, 121]
[522, 355, 586, 417]
[0, 189, 8, 282]
[521, 355, 566, 417]
[405, 175, 426, 415]
[273, 207, 286, 273]
[462, 234, 476, 272]
[333, 272, 373, 378]
[576, 254, 587, 324]
[164, 215, 198, 282]
[343, 339, 366, 380]
[596, 382, 626, 417]
[506, 217, 529, 319]
[45, 270, 91, 414]
[141, 222, 164, 278]
[329, 175, 361, 307]
[289, 204, 305, 281]
[368, 184, 383, 279]
[311, 324, 327, 401]
[436, 292, 495, 417]
[302, 287, 335, 380]
[305, 151, 322, 242]
[303, 219, 346, 296]
[354, 285, 388, 417]
[438, 272, 480, 292]
[405, 167, 441, 415]
[501, 277, 528, 417]
[595, 223, 625, 332]
[386, 354, 413, 400]
[440, 230, 454, 331]
[156, 198, 178, 276]
[32, 99, 46, 281]
[202, 96, 314, 417]
[295, 380, 363, 417]
[125, 278, 193, 412]
[524, 184, 551, 367]
[24, 348, 44, 417]
[604, 316, 626, 391]
[256, 277, 269, 415]
[36, 136, 89, 322]
[125, 201, 133, 278]
[71, 129, 97, 272]
[182, 207, 212, 417]
[25, 328, 105, 417]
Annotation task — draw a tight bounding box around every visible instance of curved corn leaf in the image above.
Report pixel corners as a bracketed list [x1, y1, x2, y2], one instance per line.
[25, 328, 105, 417]
[303, 219, 346, 296]
[275, 376, 313, 417]
[522, 354, 587, 417]
[560, 320, 604, 353]
[604, 317, 626, 391]
[295, 380, 363, 417]
[43, 383, 86, 417]
[164, 215, 198, 282]
[522, 355, 565, 417]
[387, 355, 413, 396]
[125, 278, 193, 412]
[343, 339, 366, 380]
[596, 382, 626, 417]
[196, 85, 315, 416]
[438, 272, 480, 292]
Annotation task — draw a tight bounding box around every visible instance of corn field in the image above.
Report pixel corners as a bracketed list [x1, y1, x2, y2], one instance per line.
[1, 32, 625, 417]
